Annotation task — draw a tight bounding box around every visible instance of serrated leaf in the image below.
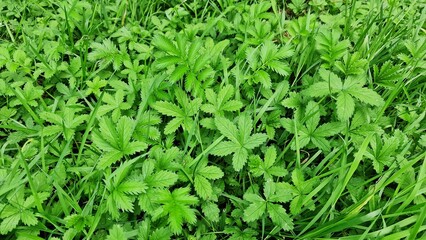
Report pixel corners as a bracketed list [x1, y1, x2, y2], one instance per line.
[221, 100, 243, 112]
[202, 202, 220, 222]
[107, 225, 127, 240]
[152, 101, 184, 117]
[210, 141, 239, 156]
[117, 181, 147, 195]
[151, 227, 172, 240]
[193, 53, 211, 72]
[198, 166, 224, 180]
[267, 203, 294, 230]
[153, 35, 179, 55]
[164, 117, 183, 134]
[336, 92, 355, 121]
[233, 148, 249, 171]
[170, 65, 189, 82]
[267, 60, 291, 76]
[314, 122, 344, 137]
[0, 214, 20, 234]
[244, 133, 268, 149]
[254, 70, 271, 89]
[20, 210, 37, 226]
[271, 182, 295, 203]
[98, 150, 124, 169]
[215, 117, 239, 143]
[318, 69, 343, 90]
[195, 175, 213, 199]
[243, 201, 266, 222]
[156, 187, 198, 234]
[346, 87, 384, 106]
[114, 192, 134, 212]
[149, 171, 178, 188]
[155, 56, 182, 69]
[303, 82, 333, 97]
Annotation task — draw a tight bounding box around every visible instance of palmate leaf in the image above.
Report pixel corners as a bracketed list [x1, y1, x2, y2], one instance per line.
[153, 89, 202, 134]
[193, 160, 225, 199]
[212, 115, 267, 171]
[88, 39, 123, 70]
[104, 160, 147, 218]
[288, 169, 317, 215]
[0, 188, 49, 234]
[97, 90, 132, 121]
[243, 182, 294, 230]
[315, 28, 349, 67]
[365, 135, 399, 173]
[249, 146, 288, 180]
[201, 85, 243, 115]
[156, 187, 199, 235]
[304, 69, 384, 121]
[93, 116, 148, 169]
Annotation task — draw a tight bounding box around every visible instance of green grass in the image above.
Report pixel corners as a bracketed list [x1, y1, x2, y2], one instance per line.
[0, 0, 426, 239]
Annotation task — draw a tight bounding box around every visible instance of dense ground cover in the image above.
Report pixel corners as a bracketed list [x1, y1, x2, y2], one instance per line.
[1, 0, 426, 239]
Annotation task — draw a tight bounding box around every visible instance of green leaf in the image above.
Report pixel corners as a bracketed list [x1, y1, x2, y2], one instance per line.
[318, 68, 343, 90]
[153, 101, 184, 117]
[195, 175, 213, 199]
[202, 202, 220, 222]
[210, 141, 239, 156]
[155, 56, 182, 69]
[314, 122, 344, 137]
[164, 117, 183, 134]
[233, 148, 249, 171]
[215, 117, 240, 143]
[88, 39, 123, 70]
[170, 65, 189, 82]
[117, 181, 147, 195]
[303, 82, 333, 97]
[254, 70, 271, 89]
[156, 187, 199, 235]
[149, 171, 178, 188]
[198, 166, 224, 180]
[221, 100, 243, 112]
[269, 182, 294, 203]
[0, 214, 20, 234]
[243, 200, 266, 222]
[153, 35, 179, 56]
[336, 92, 355, 121]
[107, 225, 127, 240]
[346, 86, 384, 106]
[244, 133, 268, 149]
[267, 203, 294, 230]
[20, 210, 38, 226]
[94, 116, 147, 169]
[267, 60, 291, 76]
[98, 150, 125, 170]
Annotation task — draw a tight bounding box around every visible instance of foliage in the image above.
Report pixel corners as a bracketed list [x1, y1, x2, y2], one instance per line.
[0, 0, 425, 239]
